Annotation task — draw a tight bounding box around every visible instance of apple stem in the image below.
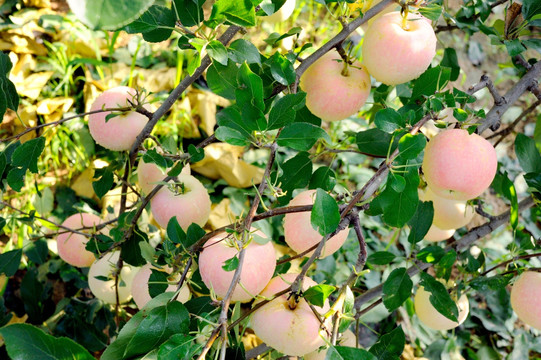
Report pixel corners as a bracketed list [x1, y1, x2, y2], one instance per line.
[287, 292, 299, 310]
[401, 6, 410, 30]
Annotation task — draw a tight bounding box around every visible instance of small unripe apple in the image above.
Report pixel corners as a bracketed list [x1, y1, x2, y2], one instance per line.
[131, 263, 191, 309]
[414, 286, 469, 330]
[57, 213, 106, 268]
[88, 251, 138, 304]
[300, 52, 371, 121]
[304, 329, 357, 360]
[424, 225, 455, 242]
[419, 187, 475, 230]
[510, 271, 541, 330]
[199, 229, 276, 303]
[250, 273, 330, 356]
[88, 86, 151, 151]
[422, 129, 497, 201]
[137, 159, 191, 195]
[362, 11, 436, 85]
[283, 190, 349, 258]
[262, 0, 296, 23]
[150, 174, 211, 230]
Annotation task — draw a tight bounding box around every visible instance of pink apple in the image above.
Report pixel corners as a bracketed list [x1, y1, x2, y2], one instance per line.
[424, 225, 455, 242]
[283, 190, 349, 258]
[415, 285, 469, 330]
[510, 271, 541, 330]
[131, 263, 191, 309]
[419, 187, 475, 230]
[199, 229, 276, 302]
[57, 213, 106, 268]
[88, 86, 151, 151]
[88, 251, 138, 304]
[250, 273, 331, 356]
[362, 11, 436, 85]
[300, 52, 371, 121]
[422, 129, 497, 201]
[150, 174, 211, 230]
[137, 159, 191, 195]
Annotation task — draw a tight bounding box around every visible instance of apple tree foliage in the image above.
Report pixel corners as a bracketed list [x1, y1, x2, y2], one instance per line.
[0, 0, 541, 359]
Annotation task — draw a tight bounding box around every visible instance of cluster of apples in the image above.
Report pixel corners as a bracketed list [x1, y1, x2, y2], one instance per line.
[300, 10, 436, 121]
[56, 213, 190, 307]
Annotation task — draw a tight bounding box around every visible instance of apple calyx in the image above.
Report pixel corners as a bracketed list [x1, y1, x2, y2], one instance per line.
[287, 292, 301, 310]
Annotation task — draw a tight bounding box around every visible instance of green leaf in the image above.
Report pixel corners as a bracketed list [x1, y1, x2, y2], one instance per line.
[367, 251, 396, 265]
[398, 133, 426, 160]
[411, 66, 451, 100]
[0, 52, 19, 122]
[227, 39, 261, 65]
[92, 168, 114, 199]
[208, 0, 256, 27]
[382, 268, 413, 311]
[167, 162, 185, 177]
[470, 274, 511, 292]
[173, 0, 205, 27]
[504, 39, 526, 57]
[24, 239, 49, 265]
[267, 52, 296, 85]
[268, 93, 306, 130]
[416, 245, 445, 264]
[356, 129, 397, 157]
[207, 61, 239, 100]
[188, 144, 205, 162]
[523, 0, 541, 21]
[149, 269, 169, 298]
[327, 346, 377, 360]
[215, 126, 249, 146]
[32, 187, 54, 215]
[236, 62, 266, 131]
[277, 122, 330, 151]
[66, 0, 155, 30]
[222, 255, 239, 271]
[124, 5, 175, 42]
[167, 217, 187, 245]
[102, 294, 189, 360]
[441, 48, 460, 81]
[369, 326, 405, 360]
[121, 226, 148, 266]
[142, 149, 173, 170]
[309, 166, 336, 191]
[158, 333, 201, 359]
[216, 106, 253, 142]
[374, 108, 405, 133]
[514, 133, 541, 173]
[501, 172, 519, 230]
[11, 136, 45, 174]
[304, 284, 337, 307]
[0, 323, 94, 360]
[207, 40, 229, 66]
[276, 152, 312, 204]
[417, 2, 442, 21]
[0, 249, 22, 276]
[264, 27, 302, 46]
[311, 188, 340, 236]
[419, 272, 458, 322]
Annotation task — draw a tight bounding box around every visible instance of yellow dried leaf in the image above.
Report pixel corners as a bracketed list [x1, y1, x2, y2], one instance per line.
[0, 32, 47, 56]
[9, 53, 37, 81]
[241, 331, 262, 352]
[22, 0, 51, 8]
[191, 143, 265, 188]
[15, 71, 53, 100]
[208, 198, 237, 230]
[36, 97, 74, 123]
[70, 167, 96, 199]
[188, 90, 230, 136]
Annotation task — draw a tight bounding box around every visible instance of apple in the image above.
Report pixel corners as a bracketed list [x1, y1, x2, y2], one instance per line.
[424, 224, 455, 242]
[88, 86, 151, 151]
[362, 11, 436, 85]
[137, 159, 191, 195]
[422, 129, 497, 201]
[88, 251, 138, 304]
[283, 190, 349, 258]
[150, 174, 211, 230]
[131, 263, 191, 309]
[414, 285, 469, 330]
[304, 329, 357, 360]
[419, 187, 475, 230]
[57, 213, 106, 268]
[510, 271, 541, 330]
[250, 273, 330, 356]
[300, 52, 371, 121]
[198, 229, 276, 303]
[262, 0, 296, 23]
